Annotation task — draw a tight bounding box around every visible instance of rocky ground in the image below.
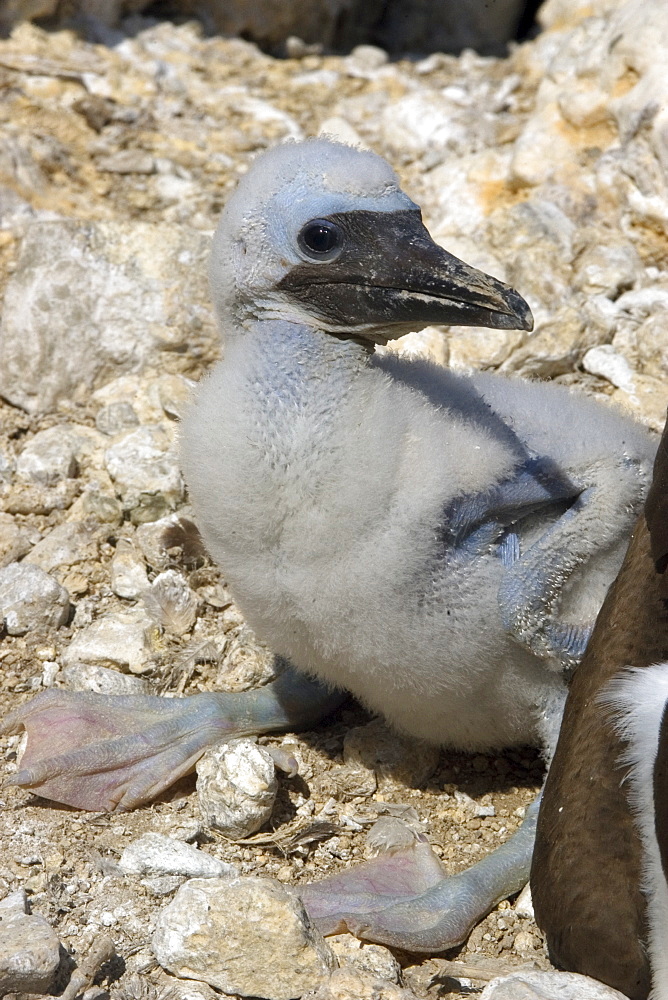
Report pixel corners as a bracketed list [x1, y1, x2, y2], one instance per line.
[0, 0, 666, 997]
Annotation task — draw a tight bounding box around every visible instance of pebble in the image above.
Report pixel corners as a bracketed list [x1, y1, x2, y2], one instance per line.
[110, 537, 149, 600]
[196, 739, 278, 839]
[61, 610, 154, 674]
[95, 400, 140, 436]
[61, 661, 151, 694]
[24, 520, 99, 573]
[16, 426, 79, 484]
[0, 562, 69, 635]
[104, 424, 184, 517]
[0, 888, 61, 995]
[0, 221, 214, 415]
[0, 512, 31, 568]
[328, 934, 401, 983]
[152, 876, 336, 999]
[119, 832, 237, 879]
[479, 969, 630, 999]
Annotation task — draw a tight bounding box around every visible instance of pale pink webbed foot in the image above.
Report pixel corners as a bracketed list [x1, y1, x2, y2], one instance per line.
[300, 798, 539, 952]
[2, 690, 237, 811]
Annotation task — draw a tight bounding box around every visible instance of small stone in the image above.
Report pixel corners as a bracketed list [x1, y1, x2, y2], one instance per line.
[110, 538, 149, 600]
[3, 480, 79, 516]
[0, 902, 61, 995]
[95, 401, 140, 436]
[582, 345, 636, 391]
[479, 969, 629, 999]
[105, 425, 184, 514]
[142, 569, 198, 635]
[346, 44, 388, 73]
[514, 883, 534, 919]
[16, 426, 78, 485]
[98, 150, 156, 174]
[24, 520, 99, 573]
[158, 374, 193, 420]
[152, 876, 336, 1000]
[0, 512, 31, 568]
[135, 512, 189, 571]
[61, 611, 154, 674]
[196, 739, 278, 839]
[0, 562, 69, 635]
[328, 935, 401, 983]
[119, 833, 237, 879]
[61, 662, 150, 694]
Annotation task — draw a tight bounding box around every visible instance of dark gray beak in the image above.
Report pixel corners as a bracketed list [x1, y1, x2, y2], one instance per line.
[279, 209, 533, 340]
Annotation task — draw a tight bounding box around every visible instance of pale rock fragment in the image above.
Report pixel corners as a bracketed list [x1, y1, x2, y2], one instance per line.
[24, 520, 99, 573]
[61, 661, 150, 694]
[110, 537, 149, 600]
[61, 610, 154, 674]
[479, 969, 629, 999]
[582, 345, 636, 392]
[105, 424, 184, 516]
[0, 562, 69, 635]
[196, 739, 278, 838]
[328, 934, 401, 983]
[0, 512, 31, 568]
[152, 876, 336, 999]
[2, 479, 80, 516]
[16, 425, 78, 484]
[0, 220, 214, 414]
[119, 833, 237, 879]
[0, 889, 61, 995]
[95, 401, 140, 436]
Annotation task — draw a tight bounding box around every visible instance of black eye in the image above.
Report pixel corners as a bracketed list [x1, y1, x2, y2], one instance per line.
[298, 219, 343, 259]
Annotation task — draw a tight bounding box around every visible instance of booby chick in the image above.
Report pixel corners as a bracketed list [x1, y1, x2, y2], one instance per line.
[2, 139, 656, 952]
[532, 410, 668, 1000]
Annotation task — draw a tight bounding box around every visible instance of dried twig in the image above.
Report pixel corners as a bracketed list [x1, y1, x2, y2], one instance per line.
[54, 933, 116, 1000]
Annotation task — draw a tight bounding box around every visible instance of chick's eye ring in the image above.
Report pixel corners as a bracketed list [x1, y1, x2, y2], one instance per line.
[298, 219, 343, 259]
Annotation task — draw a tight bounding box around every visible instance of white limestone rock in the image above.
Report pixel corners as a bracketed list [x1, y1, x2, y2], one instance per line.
[24, 520, 99, 573]
[196, 739, 278, 839]
[328, 935, 401, 984]
[61, 661, 150, 694]
[0, 562, 69, 635]
[16, 425, 79, 484]
[119, 833, 237, 879]
[0, 512, 32, 568]
[0, 890, 61, 995]
[110, 537, 149, 600]
[0, 220, 214, 414]
[61, 610, 154, 674]
[479, 969, 630, 999]
[152, 876, 336, 999]
[105, 424, 184, 515]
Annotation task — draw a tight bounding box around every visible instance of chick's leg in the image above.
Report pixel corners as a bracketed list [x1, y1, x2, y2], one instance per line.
[300, 796, 540, 951]
[1, 666, 344, 812]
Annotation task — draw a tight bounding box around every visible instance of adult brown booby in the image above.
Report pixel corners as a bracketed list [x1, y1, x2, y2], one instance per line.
[532, 411, 668, 1000]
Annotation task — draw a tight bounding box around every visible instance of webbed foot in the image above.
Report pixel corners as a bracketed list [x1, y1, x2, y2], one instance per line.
[2, 667, 344, 811]
[2, 690, 240, 811]
[300, 796, 539, 951]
